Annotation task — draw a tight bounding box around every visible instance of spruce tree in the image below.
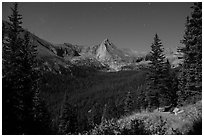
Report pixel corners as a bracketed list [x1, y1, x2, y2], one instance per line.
[146, 34, 165, 110]
[2, 3, 25, 134]
[178, 2, 202, 106]
[146, 35, 178, 110]
[2, 3, 50, 134]
[159, 60, 178, 107]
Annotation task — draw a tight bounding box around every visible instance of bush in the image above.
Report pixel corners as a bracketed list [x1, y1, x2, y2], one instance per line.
[143, 116, 169, 135]
[90, 119, 120, 135]
[120, 119, 148, 135]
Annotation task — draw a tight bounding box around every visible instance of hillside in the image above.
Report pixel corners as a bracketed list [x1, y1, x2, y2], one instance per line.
[90, 101, 202, 135]
[40, 69, 148, 133]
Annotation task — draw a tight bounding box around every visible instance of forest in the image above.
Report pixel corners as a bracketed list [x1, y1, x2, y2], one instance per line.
[2, 2, 202, 135]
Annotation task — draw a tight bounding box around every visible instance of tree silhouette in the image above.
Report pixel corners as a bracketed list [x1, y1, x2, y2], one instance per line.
[178, 2, 202, 106]
[2, 3, 51, 134]
[145, 34, 165, 110]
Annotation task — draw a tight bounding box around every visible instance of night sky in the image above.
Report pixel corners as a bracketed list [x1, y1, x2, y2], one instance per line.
[2, 2, 193, 52]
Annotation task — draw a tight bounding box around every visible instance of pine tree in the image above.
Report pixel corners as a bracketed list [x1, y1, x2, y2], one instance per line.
[2, 3, 25, 134]
[178, 2, 202, 106]
[2, 3, 50, 134]
[145, 34, 165, 110]
[159, 60, 178, 107]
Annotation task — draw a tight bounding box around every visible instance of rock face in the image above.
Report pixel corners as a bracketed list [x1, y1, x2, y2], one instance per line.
[96, 38, 126, 61]
[96, 39, 111, 60]
[95, 38, 131, 71]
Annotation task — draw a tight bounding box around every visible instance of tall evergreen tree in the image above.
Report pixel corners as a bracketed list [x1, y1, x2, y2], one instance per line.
[145, 34, 166, 110]
[178, 2, 202, 106]
[2, 3, 50, 134]
[146, 35, 178, 110]
[2, 3, 25, 134]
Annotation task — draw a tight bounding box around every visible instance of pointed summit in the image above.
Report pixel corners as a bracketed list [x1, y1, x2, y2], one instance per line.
[96, 38, 126, 62]
[102, 38, 111, 47]
[103, 38, 109, 42]
[96, 39, 111, 60]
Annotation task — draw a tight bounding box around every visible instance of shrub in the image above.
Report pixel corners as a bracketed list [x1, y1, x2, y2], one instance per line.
[90, 119, 120, 135]
[144, 116, 168, 135]
[120, 119, 148, 135]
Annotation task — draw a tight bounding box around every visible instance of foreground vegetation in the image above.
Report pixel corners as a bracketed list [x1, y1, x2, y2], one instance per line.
[89, 100, 202, 135]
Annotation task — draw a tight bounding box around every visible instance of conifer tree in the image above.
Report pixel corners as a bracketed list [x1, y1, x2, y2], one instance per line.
[2, 3, 25, 134]
[178, 2, 202, 105]
[145, 34, 165, 110]
[2, 3, 50, 134]
[159, 60, 178, 107]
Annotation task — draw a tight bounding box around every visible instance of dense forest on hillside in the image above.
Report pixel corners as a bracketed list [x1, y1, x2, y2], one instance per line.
[2, 2, 202, 135]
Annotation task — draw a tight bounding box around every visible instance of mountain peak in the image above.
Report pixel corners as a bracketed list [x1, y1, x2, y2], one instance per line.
[102, 38, 111, 46]
[103, 38, 109, 42]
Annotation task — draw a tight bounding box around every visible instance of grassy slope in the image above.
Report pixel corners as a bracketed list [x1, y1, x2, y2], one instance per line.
[117, 100, 202, 135]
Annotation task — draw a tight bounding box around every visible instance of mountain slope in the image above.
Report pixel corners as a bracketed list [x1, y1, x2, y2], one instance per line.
[3, 20, 183, 72]
[3, 20, 73, 74]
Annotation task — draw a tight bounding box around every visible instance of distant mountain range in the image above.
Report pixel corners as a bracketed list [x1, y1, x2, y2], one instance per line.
[2, 20, 183, 73]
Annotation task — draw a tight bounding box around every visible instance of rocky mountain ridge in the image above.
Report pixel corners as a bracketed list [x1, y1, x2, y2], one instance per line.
[3, 20, 183, 72]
